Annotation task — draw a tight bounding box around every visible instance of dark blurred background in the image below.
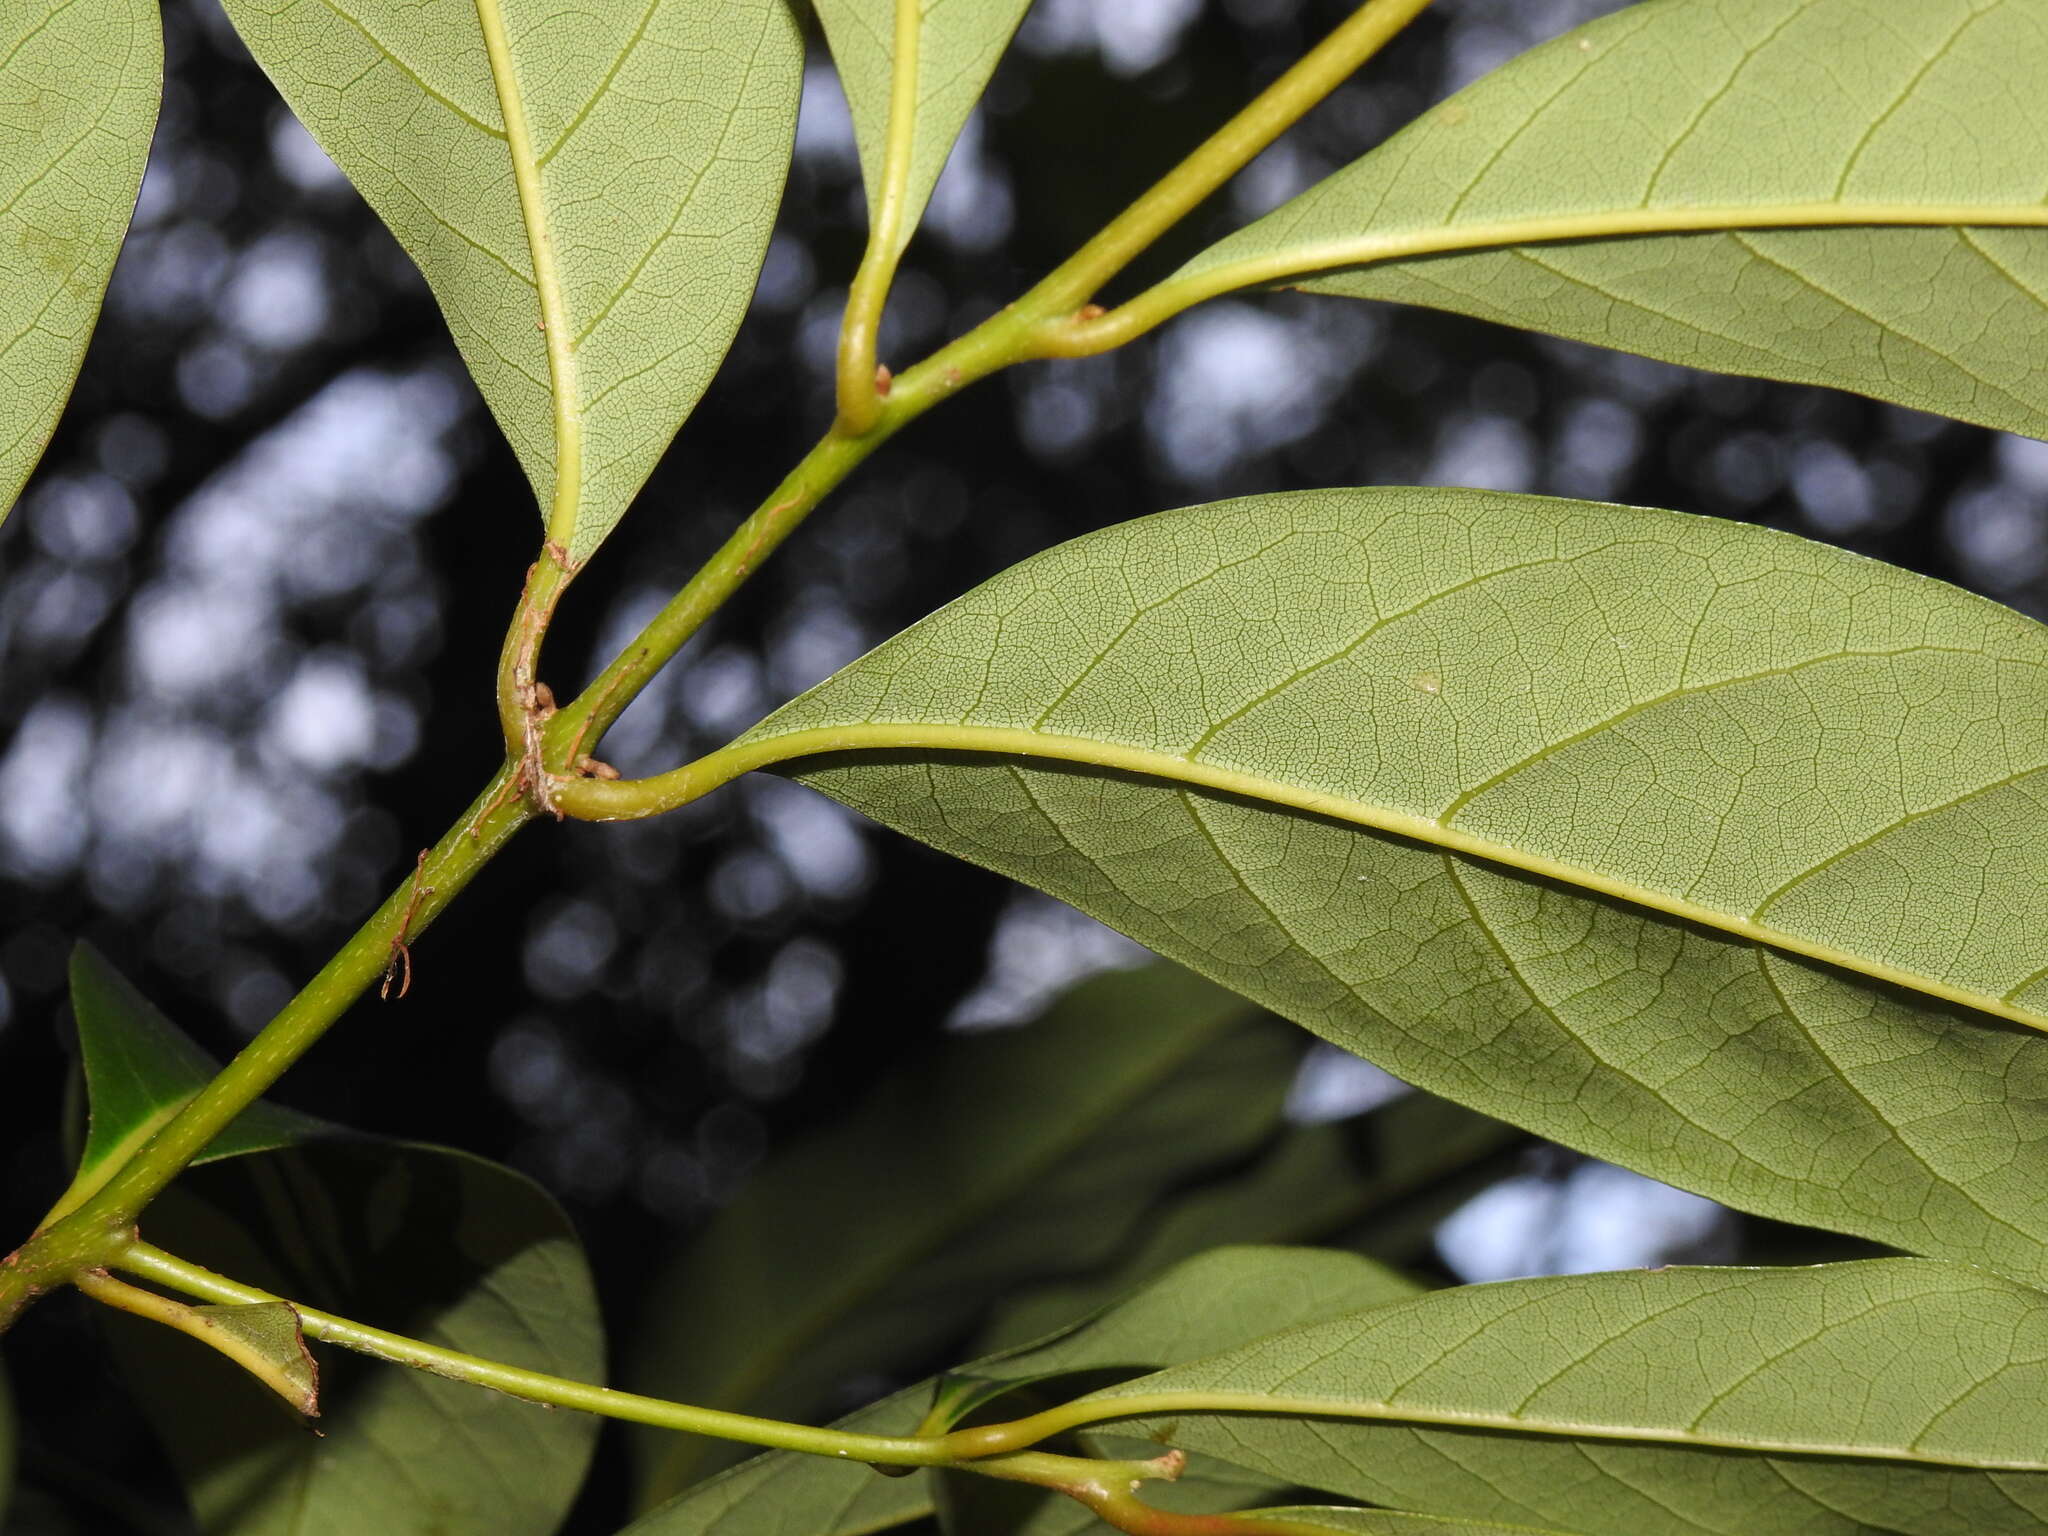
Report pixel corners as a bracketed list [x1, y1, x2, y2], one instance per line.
[4, 0, 2044, 1529]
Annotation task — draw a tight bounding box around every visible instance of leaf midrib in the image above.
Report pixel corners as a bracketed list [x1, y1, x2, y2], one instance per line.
[473, 0, 580, 540]
[1053, 1388, 2048, 1472]
[735, 722, 2048, 1034]
[1176, 199, 2048, 314]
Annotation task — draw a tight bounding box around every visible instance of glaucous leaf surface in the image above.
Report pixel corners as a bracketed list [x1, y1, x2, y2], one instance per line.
[1088, 1260, 2048, 1535]
[1, 0, 158, 521]
[813, 0, 1030, 259]
[107, 1142, 602, 1536]
[628, 1246, 1414, 1536]
[217, 0, 801, 562]
[741, 488, 2048, 1286]
[632, 964, 1298, 1499]
[1179, 0, 2048, 438]
[982, 1091, 1515, 1352]
[68, 943, 330, 1198]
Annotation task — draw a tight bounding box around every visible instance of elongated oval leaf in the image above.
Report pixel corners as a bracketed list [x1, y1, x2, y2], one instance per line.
[814, 0, 1030, 259]
[1081, 1260, 2048, 1535]
[628, 1245, 1416, 1536]
[218, 0, 801, 562]
[106, 1141, 602, 1536]
[1, 0, 159, 521]
[1176, 0, 2048, 438]
[66, 944, 331, 1208]
[738, 487, 2048, 1289]
[981, 1091, 1518, 1353]
[631, 964, 1298, 1500]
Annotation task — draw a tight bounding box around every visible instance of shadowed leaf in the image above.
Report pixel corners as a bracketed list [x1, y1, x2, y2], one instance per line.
[631, 964, 1302, 1500]
[68, 944, 332, 1203]
[628, 1246, 1416, 1535]
[106, 1142, 601, 1536]
[982, 1090, 1517, 1352]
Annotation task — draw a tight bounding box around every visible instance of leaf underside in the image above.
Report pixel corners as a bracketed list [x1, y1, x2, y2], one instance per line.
[812, 0, 1031, 258]
[1099, 1259, 2048, 1535]
[743, 486, 2048, 1290]
[217, 0, 802, 561]
[1, 0, 159, 522]
[1185, 0, 2048, 438]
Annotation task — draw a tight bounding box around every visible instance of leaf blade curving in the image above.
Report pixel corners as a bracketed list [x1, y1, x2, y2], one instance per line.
[738, 487, 2048, 1288]
[218, 0, 802, 561]
[813, 0, 1029, 262]
[1069, 1260, 2048, 1534]
[1, 0, 159, 522]
[1168, 0, 2048, 437]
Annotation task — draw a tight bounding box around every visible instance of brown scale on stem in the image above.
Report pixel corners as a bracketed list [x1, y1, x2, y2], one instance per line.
[380, 850, 435, 1000]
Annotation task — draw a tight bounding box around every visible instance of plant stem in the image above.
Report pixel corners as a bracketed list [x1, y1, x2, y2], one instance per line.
[1002, 0, 1437, 335]
[474, 0, 582, 556]
[834, 0, 923, 436]
[0, 765, 532, 1335]
[1038, 199, 2048, 360]
[2, 0, 1429, 1347]
[116, 1242, 975, 1468]
[550, 0, 1435, 772]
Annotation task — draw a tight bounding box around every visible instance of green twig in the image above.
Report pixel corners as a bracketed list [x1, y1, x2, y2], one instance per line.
[0, 765, 532, 1334]
[0, 0, 1436, 1341]
[116, 1242, 991, 1468]
[835, 0, 924, 436]
[1004, 0, 1438, 341]
[552, 0, 1436, 784]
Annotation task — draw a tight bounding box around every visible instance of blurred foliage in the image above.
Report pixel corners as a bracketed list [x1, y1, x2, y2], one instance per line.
[0, 0, 2012, 1529]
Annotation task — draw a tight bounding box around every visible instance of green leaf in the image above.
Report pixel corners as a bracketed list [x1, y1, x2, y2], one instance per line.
[66, 943, 333, 1204]
[738, 486, 2048, 1288]
[1250, 1513, 1580, 1536]
[927, 1247, 1420, 1535]
[105, 1141, 602, 1536]
[1081, 1260, 2048, 1535]
[217, 0, 802, 563]
[631, 964, 1299, 1499]
[813, 0, 1030, 259]
[621, 1386, 938, 1536]
[935, 1245, 1421, 1431]
[1, 0, 159, 522]
[982, 1090, 1518, 1352]
[1174, 0, 2048, 438]
[179, 1301, 321, 1418]
[626, 1245, 1415, 1535]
